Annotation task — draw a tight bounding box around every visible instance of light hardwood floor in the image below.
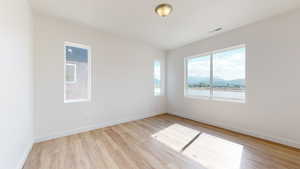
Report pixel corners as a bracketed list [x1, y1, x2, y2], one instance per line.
[23, 114, 300, 169]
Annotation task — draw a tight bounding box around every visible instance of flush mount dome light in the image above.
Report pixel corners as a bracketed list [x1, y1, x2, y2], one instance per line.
[155, 3, 173, 17]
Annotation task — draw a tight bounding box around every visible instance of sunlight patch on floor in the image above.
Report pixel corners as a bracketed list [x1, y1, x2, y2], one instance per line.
[182, 133, 244, 169]
[152, 124, 200, 151]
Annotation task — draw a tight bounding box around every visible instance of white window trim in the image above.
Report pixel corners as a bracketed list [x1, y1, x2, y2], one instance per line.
[64, 41, 92, 103]
[65, 63, 77, 84]
[184, 44, 246, 103]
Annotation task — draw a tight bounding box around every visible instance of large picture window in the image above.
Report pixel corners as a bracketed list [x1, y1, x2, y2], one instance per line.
[64, 42, 91, 103]
[185, 45, 246, 102]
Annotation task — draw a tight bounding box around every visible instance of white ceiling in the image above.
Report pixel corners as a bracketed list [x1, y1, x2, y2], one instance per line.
[29, 0, 300, 50]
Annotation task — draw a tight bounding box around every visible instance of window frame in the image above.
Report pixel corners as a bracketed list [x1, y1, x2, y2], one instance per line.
[184, 44, 246, 103]
[64, 41, 92, 103]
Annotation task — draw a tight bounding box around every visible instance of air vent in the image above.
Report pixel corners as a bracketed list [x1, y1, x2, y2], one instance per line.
[210, 27, 223, 33]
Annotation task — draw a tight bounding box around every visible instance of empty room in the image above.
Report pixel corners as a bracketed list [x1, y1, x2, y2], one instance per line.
[1, 0, 300, 169]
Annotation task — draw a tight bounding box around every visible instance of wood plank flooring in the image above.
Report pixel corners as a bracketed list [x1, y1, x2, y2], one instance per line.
[23, 114, 300, 169]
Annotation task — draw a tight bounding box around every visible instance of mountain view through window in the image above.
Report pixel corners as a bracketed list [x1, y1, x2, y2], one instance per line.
[186, 46, 245, 101]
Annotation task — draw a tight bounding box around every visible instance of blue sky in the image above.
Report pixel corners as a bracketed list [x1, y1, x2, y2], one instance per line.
[154, 60, 161, 80]
[188, 47, 245, 80]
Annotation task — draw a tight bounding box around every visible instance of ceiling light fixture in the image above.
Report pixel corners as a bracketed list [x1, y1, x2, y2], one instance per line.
[155, 3, 173, 17]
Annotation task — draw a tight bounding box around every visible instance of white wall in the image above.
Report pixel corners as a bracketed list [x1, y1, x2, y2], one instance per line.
[0, 0, 34, 169]
[167, 9, 300, 148]
[34, 14, 167, 141]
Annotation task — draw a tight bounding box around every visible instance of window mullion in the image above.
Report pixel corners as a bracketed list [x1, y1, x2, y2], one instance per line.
[210, 53, 213, 99]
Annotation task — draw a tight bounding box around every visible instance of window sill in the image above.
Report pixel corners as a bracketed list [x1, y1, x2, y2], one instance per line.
[184, 95, 245, 104]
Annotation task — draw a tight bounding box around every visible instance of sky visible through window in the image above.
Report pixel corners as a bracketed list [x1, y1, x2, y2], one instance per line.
[154, 61, 161, 81]
[213, 48, 245, 81]
[188, 48, 245, 81]
[188, 55, 210, 80]
[154, 60, 161, 96]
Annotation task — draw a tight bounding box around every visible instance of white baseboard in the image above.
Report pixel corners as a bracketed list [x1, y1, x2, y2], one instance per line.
[16, 141, 33, 169]
[35, 112, 162, 143]
[169, 112, 300, 149]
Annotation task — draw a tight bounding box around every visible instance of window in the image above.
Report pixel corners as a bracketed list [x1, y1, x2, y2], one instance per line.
[154, 60, 161, 96]
[185, 45, 246, 102]
[65, 64, 77, 84]
[64, 42, 91, 103]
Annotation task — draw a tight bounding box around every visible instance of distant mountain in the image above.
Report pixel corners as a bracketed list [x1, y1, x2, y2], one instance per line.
[187, 76, 245, 87]
[227, 79, 245, 86]
[187, 77, 210, 85]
